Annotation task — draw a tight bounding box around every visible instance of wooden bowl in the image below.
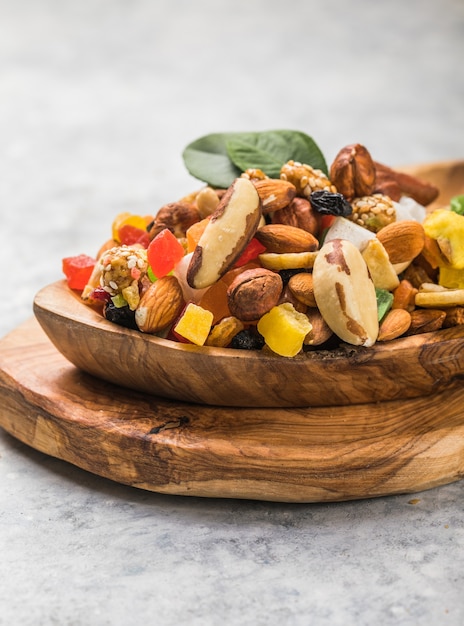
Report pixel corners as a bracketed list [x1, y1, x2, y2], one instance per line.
[34, 160, 464, 408]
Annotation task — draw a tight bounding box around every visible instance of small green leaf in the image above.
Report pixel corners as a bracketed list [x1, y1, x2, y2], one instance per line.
[227, 130, 328, 178]
[182, 130, 328, 188]
[182, 133, 242, 188]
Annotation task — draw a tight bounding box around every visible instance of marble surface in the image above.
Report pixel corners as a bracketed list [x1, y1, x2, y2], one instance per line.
[1, 0, 464, 624]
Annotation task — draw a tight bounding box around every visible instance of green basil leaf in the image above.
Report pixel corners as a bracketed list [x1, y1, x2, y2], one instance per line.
[182, 130, 328, 188]
[182, 133, 242, 188]
[227, 130, 328, 178]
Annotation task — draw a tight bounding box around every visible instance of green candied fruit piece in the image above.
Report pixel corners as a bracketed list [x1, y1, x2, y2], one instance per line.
[450, 195, 464, 216]
[376, 288, 394, 322]
[111, 293, 128, 308]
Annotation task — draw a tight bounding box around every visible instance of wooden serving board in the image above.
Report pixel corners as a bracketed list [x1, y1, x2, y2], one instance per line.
[1, 318, 464, 502]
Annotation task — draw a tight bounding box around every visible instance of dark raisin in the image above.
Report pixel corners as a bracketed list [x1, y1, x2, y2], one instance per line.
[309, 190, 352, 217]
[229, 328, 265, 351]
[103, 301, 138, 330]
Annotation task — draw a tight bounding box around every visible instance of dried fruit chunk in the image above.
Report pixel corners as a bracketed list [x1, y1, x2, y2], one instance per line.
[438, 265, 464, 290]
[374, 161, 439, 206]
[259, 251, 318, 271]
[312, 239, 379, 347]
[187, 177, 262, 289]
[173, 303, 214, 345]
[205, 316, 245, 347]
[62, 254, 96, 290]
[257, 303, 312, 357]
[309, 190, 353, 217]
[147, 228, 185, 278]
[423, 209, 464, 269]
[361, 238, 400, 291]
[415, 288, 464, 308]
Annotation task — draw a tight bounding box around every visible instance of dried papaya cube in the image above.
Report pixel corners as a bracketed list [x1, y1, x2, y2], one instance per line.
[257, 303, 312, 357]
[173, 303, 214, 346]
[62, 254, 96, 290]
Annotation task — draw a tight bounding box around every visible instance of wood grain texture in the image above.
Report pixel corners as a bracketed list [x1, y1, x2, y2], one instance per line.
[34, 277, 464, 408]
[1, 318, 464, 502]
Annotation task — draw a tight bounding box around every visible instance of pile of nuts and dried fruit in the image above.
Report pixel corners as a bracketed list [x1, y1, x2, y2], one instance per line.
[62, 131, 464, 358]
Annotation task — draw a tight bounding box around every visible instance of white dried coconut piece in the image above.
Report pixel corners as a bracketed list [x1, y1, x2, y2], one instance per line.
[323, 216, 376, 251]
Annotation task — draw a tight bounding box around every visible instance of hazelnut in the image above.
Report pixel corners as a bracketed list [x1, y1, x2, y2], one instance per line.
[227, 268, 283, 321]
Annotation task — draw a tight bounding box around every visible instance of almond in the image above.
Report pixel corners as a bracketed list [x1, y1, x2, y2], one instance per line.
[407, 308, 446, 335]
[252, 178, 297, 213]
[303, 308, 333, 346]
[376, 220, 425, 265]
[377, 308, 411, 341]
[255, 224, 319, 254]
[135, 275, 184, 334]
[288, 272, 317, 307]
[392, 279, 418, 312]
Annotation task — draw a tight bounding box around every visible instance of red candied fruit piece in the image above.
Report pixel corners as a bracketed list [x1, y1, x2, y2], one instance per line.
[234, 237, 266, 267]
[147, 228, 185, 278]
[62, 254, 96, 290]
[89, 287, 111, 302]
[118, 224, 150, 248]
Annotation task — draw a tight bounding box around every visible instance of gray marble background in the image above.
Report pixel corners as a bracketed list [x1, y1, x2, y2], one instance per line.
[1, 1, 463, 624]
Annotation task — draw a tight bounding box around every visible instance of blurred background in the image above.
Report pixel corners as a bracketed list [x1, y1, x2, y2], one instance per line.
[1, 0, 463, 337]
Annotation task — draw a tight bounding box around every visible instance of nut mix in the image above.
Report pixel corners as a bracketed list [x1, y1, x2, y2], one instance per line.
[62, 130, 464, 358]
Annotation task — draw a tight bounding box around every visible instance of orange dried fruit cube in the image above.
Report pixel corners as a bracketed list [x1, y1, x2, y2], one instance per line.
[173, 303, 214, 346]
[186, 217, 210, 253]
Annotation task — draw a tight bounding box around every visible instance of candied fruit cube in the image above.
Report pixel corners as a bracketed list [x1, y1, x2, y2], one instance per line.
[438, 265, 464, 290]
[112, 213, 148, 243]
[423, 209, 464, 269]
[173, 303, 214, 346]
[62, 254, 96, 290]
[147, 228, 185, 278]
[257, 303, 312, 357]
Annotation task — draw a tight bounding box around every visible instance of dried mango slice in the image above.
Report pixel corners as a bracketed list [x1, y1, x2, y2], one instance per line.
[423, 209, 464, 269]
[257, 303, 312, 357]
